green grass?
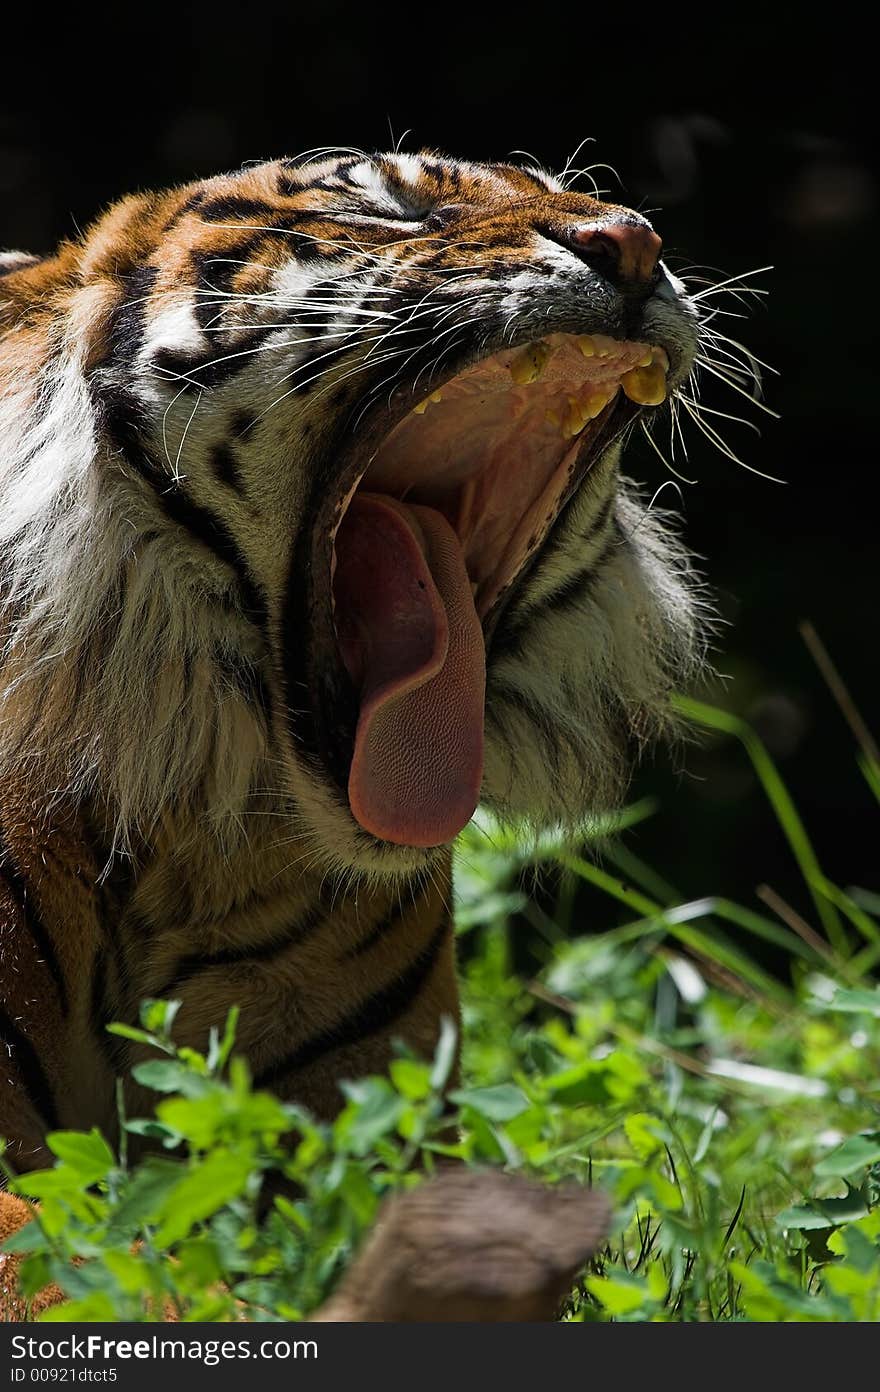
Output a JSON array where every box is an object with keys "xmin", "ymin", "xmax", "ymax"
[{"xmin": 2, "ymin": 700, "xmax": 879, "ymax": 1321}]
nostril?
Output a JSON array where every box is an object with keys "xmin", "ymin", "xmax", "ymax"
[
  {"xmin": 570, "ymin": 229, "xmax": 626, "ymax": 283},
  {"xmin": 565, "ymin": 220, "xmax": 662, "ymax": 291}
]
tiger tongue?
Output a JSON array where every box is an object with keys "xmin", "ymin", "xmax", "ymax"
[{"xmin": 332, "ymin": 492, "xmax": 485, "ymax": 847}]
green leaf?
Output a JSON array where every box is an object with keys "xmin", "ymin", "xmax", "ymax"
[
  {"xmin": 777, "ymin": 1186, "xmax": 871, "ymax": 1231},
  {"xmin": 389, "ymin": 1058, "xmax": 431, "ymax": 1101},
  {"xmin": 814, "ymin": 1134, "xmax": 880, "ymax": 1178},
  {"xmin": 624, "ymin": 1113, "xmax": 667, "ymax": 1160},
  {"xmin": 585, "ymin": 1273, "xmax": 651, "ymax": 1315},
  {"xmin": 131, "ymin": 1059, "xmax": 210, "ymax": 1096},
  {"xmin": 430, "ymin": 1015, "xmax": 459, "ymax": 1092},
  {"xmin": 139, "ymin": 998, "xmax": 182, "ymax": 1037},
  {"xmin": 105, "ymin": 1159, "xmax": 185, "ymax": 1236},
  {"xmin": 337, "ymin": 1164, "xmax": 380, "ymax": 1226},
  {"xmin": 775, "ymin": 1203, "xmax": 838, "ymax": 1232},
  {"xmin": 542, "ymin": 1060, "xmax": 612, "ymax": 1106},
  {"xmin": 46, "ymin": 1129, "xmax": 115, "ymax": 1184},
  {"xmin": 155, "ymin": 1095, "xmax": 228, "ymax": 1149},
  {"xmin": 448, "ymin": 1083, "xmax": 530, "ymax": 1122},
  {"xmin": 38, "ymin": 1294, "xmax": 119, "ymax": 1322},
  {"xmin": 335, "ymin": 1079, "xmax": 405, "ymax": 1156},
  {"xmin": 0, "ymin": 1218, "xmax": 48, "ymax": 1255},
  {"xmin": 823, "ymin": 987, "xmax": 880, "ymax": 1017},
  {"xmin": 152, "ymin": 1149, "xmax": 255, "ymax": 1246},
  {"xmin": 105, "ymin": 1022, "xmax": 168, "ymax": 1049},
  {"xmin": 207, "ymin": 1006, "xmax": 240, "ymax": 1073}
]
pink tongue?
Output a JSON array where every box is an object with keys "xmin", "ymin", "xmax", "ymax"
[{"xmin": 332, "ymin": 491, "xmax": 485, "ymax": 847}]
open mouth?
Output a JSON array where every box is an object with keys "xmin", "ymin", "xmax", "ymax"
[{"xmin": 321, "ymin": 331, "xmax": 670, "ymax": 849}]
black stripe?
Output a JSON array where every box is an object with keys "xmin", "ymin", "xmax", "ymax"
[
  {"xmin": 104, "ymin": 265, "xmax": 158, "ymax": 364},
  {"xmin": 497, "ymin": 513, "xmax": 622, "ymax": 646},
  {"xmin": 156, "ymin": 904, "xmax": 328, "ymax": 998},
  {"xmin": 214, "ymin": 647, "xmax": 273, "ymax": 722},
  {"xmin": 489, "ymin": 681, "xmax": 562, "ymax": 777},
  {"xmin": 0, "ymin": 836, "xmax": 69, "ymax": 1014},
  {"xmin": 197, "ymin": 195, "xmax": 279, "ymax": 224},
  {"xmin": 89, "ymin": 948, "xmax": 127, "ymax": 1072},
  {"xmin": 97, "ymin": 387, "xmax": 269, "ymax": 632},
  {"xmin": 0, "ymin": 1009, "xmax": 59, "ymax": 1131},
  {"xmin": 525, "ymin": 532, "xmax": 619, "ymax": 620},
  {"xmin": 162, "ymin": 190, "xmax": 207, "ymax": 230},
  {"xmin": 255, "ymin": 917, "xmax": 450, "ymax": 1088},
  {"xmin": 189, "ymin": 235, "xmax": 269, "ymax": 338},
  {"xmin": 341, "ymin": 884, "xmax": 429, "ymax": 961},
  {"xmin": 210, "ymin": 443, "xmax": 245, "ymax": 493},
  {"xmin": 579, "ymin": 492, "xmax": 617, "ymax": 548},
  {"xmin": 149, "ymin": 491, "xmax": 268, "ymax": 631},
  {"xmin": 231, "ymin": 411, "xmax": 260, "ymax": 440},
  {"xmin": 95, "ymin": 261, "xmax": 270, "ymax": 627},
  {"xmin": 149, "ymin": 338, "xmax": 267, "ymax": 391}
]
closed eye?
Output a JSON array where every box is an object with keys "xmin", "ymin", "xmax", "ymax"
[{"xmin": 335, "ymin": 210, "xmax": 427, "ymax": 227}]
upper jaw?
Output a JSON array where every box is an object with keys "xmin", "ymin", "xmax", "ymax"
[{"xmin": 302, "ymin": 318, "xmax": 686, "ymax": 799}]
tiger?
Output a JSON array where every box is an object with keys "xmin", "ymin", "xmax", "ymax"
[{"xmin": 0, "ymin": 150, "xmax": 705, "ymax": 1305}]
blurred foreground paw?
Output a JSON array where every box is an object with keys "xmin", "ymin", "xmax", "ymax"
[{"xmin": 315, "ymin": 1171, "xmax": 611, "ymax": 1322}]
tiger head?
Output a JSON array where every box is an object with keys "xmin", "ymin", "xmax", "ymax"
[{"xmin": 0, "ymin": 151, "xmax": 705, "ymax": 877}]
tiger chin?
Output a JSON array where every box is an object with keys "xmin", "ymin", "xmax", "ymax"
[{"xmin": 0, "ymin": 151, "xmax": 707, "ymax": 1207}]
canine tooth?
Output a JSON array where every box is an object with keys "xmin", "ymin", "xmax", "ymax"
[
  {"xmin": 651, "ymin": 345, "xmax": 670, "ymax": 372},
  {"xmin": 592, "ymin": 334, "xmax": 617, "ymax": 357},
  {"xmin": 578, "ymin": 335, "xmax": 596, "ymax": 357},
  {"xmin": 510, "ymin": 340, "xmax": 550, "ymax": 385},
  {"xmin": 563, "ymin": 398, "xmax": 587, "ymax": 437},
  {"xmin": 620, "ymin": 362, "xmax": 667, "ymax": 406},
  {"xmin": 582, "ymin": 388, "xmax": 613, "ymax": 420},
  {"xmin": 635, "ymin": 346, "xmax": 654, "ymax": 367}
]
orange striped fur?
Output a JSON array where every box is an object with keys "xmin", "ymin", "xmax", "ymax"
[{"xmin": 1, "ymin": 151, "xmax": 706, "ymax": 1312}]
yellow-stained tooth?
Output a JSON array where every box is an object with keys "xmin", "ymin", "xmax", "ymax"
[
  {"xmin": 582, "ymin": 386, "xmax": 614, "ymax": 420},
  {"xmin": 651, "ymin": 345, "xmax": 670, "ymax": 371},
  {"xmin": 635, "ymin": 346, "xmax": 654, "ymax": 367},
  {"xmin": 412, "ymin": 399, "xmax": 429, "ymax": 415},
  {"xmin": 578, "ymin": 335, "xmax": 596, "ymax": 358},
  {"xmin": 620, "ymin": 362, "xmax": 667, "ymax": 406},
  {"xmin": 591, "ymin": 334, "xmax": 617, "ymax": 357},
  {"xmin": 563, "ymin": 397, "xmax": 591, "ymax": 438},
  {"xmin": 430, "ymin": 391, "xmax": 443, "ymax": 403},
  {"xmin": 510, "ymin": 340, "xmax": 550, "ymax": 385}
]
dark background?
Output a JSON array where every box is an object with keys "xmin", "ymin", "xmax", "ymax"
[{"xmin": 2, "ymin": 11, "xmax": 876, "ymax": 933}]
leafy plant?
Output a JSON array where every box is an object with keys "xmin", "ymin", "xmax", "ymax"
[{"xmin": 2, "ymin": 693, "xmax": 879, "ymax": 1320}]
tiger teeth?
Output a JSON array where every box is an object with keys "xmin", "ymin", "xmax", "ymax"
[
  {"xmin": 650, "ymin": 345, "xmax": 670, "ymax": 372},
  {"xmin": 562, "ymin": 398, "xmax": 585, "ymax": 438},
  {"xmin": 620, "ymin": 361, "xmax": 667, "ymax": 406},
  {"xmin": 579, "ymin": 333, "xmax": 617, "ymax": 357},
  {"xmin": 578, "ymin": 333, "xmax": 618, "ymax": 358},
  {"xmin": 591, "ymin": 334, "xmax": 618, "ymax": 358},
  {"xmin": 411, "ymin": 338, "xmax": 669, "ymax": 430},
  {"xmin": 585, "ymin": 385, "xmax": 619, "ymax": 418},
  {"xmin": 510, "ymin": 340, "xmax": 550, "ymax": 385}
]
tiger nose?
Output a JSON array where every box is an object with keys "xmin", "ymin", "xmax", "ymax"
[{"xmin": 568, "ymin": 220, "xmax": 662, "ymax": 290}]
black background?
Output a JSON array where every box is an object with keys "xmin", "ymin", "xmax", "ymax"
[{"xmin": 2, "ymin": 10, "xmax": 876, "ymax": 933}]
